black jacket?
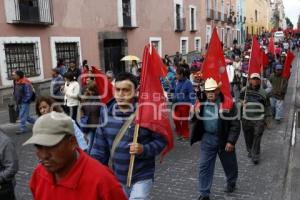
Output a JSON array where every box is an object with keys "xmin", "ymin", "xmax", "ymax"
[{"xmin": 190, "ymin": 94, "xmax": 241, "ymax": 147}]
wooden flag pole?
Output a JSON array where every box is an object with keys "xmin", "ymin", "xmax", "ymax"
[{"xmin": 127, "ymin": 124, "xmax": 140, "ymax": 187}]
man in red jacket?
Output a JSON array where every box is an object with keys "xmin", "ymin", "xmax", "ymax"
[{"xmin": 23, "ymin": 111, "xmax": 127, "ymax": 200}]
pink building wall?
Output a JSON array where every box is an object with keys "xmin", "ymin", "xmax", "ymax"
[{"xmin": 0, "ymin": 0, "xmax": 236, "ymax": 86}]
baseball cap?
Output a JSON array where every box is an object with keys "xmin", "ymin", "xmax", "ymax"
[
  {"xmin": 250, "ymin": 73, "xmax": 261, "ymax": 79},
  {"xmin": 23, "ymin": 112, "xmax": 74, "ymax": 146}
]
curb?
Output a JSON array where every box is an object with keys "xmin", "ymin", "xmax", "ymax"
[{"xmin": 282, "ymin": 51, "xmax": 300, "ymax": 200}]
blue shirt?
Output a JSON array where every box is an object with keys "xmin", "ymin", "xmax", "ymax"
[
  {"xmin": 203, "ymin": 99, "xmax": 221, "ymax": 134},
  {"xmin": 174, "ymin": 78, "xmax": 195, "ymax": 104}
]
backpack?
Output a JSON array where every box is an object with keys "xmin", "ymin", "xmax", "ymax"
[{"xmin": 30, "ymin": 84, "xmax": 36, "ymax": 102}]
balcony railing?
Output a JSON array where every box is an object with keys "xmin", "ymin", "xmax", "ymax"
[
  {"xmin": 12, "ymin": 0, "xmax": 54, "ymax": 25},
  {"xmin": 206, "ymin": 9, "xmax": 214, "ymax": 20},
  {"xmin": 175, "ymin": 17, "xmax": 186, "ymax": 32}
]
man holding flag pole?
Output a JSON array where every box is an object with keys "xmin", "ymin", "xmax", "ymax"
[
  {"xmin": 240, "ymin": 36, "xmax": 271, "ymax": 165},
  {"xmin": 269, "ymin": 50, "xmax": 295, "ymax": 123},
  {"xmin": 190, "ymin": 28, "xmax": 241, "ymax": 200},
  {"xmin": 90, "ymin": 44, "xmax": 173, "ymax": 200}
]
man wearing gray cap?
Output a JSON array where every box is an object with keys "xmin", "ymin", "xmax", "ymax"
[
  {"xmin": 24, "ymin": 111, "xmax": 127, "ymax": 200},
  {"xmin": 240, "ymin": 73, "xmax": 270, "ymax": 165},
  {"xmin": 269, "ymin": 64, "xmax": 288, "ymax": 123}
]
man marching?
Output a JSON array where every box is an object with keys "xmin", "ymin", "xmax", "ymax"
[
  {"xmin": 191, "ymin": 78, "xmax": 241, "ymax": 200},
  {"xmin": 240, "ymin": 73, "xmax": 270, "ymax": 164},
  {"xmin": 90, "ymin": 72, "xmax": 167, "ymax": 200}
]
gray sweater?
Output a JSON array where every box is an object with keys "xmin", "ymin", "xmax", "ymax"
[{"xmin": 0, "ymin": 129, "xmax": 18, "ymax": 183}]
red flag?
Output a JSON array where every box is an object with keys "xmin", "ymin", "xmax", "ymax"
[
  {"xmin": 268, "ymin": 37, "xmax": 275, "ymax": 55},
  {"xmin": 136, "ymin": 44, "xmax": 173, "ymax": 158},
  {"xmin": 160, "ymin": 64, "xmax": 168, "ymax": 77},
  {"xmin": 201, "ymin": 27, "xmax": 233, "ymax": 110},
  {"xmin": 90, "ymin": 66, "xmax": 114, "ymax": 104},
  {"xmin": 248, "ymin": 36, "xmax": 262, "ymax": 75},
  {"xmin": 282, "ymin": 50, "xmax": 295, "ymax": 79},
  {"xmin": 261, "ymin": 50, "xmax": 269, "ymax": 69}
]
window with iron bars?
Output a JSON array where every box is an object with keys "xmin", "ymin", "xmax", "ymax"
[
  {"xmin": 55, "ymin": 42, "xmax": 80, "ymax": 68},
  {"xmin": 4, "ymin": 43, "xmax": 40, "ymax": 80}
]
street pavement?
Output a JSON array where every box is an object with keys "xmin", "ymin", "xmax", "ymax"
[{"xmin": 1, "ymin": 53, "xmax": 299, "ymax": 200}]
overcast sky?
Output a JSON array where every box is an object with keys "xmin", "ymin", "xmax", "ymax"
[{"xmin": 283, "ymin": 0, "xmax": 300, "ymax": 27}]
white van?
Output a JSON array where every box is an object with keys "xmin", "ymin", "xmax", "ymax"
[{"xmin": 274, "ymin": 31, "xmax": 285, "ymax": 42}]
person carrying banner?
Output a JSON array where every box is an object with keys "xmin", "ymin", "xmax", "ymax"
[
  {"xmin": 190, "ymin": 78, "xmax": 240, "ymax": 200},
  {"xmin": 90, "ymin": 72, "xmax": 167, "ymax": 200}
]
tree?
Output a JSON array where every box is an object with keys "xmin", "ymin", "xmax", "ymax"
[{"xmin": 285, "ymin": 17, "xmax": 294, "ymax": 29}]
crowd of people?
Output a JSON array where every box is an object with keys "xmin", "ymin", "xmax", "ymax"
[{"xmin": 0, "ymin": 31, "xmax": 298, "ymax": 200}]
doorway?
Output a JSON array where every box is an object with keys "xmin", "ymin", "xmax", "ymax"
[{"xmin": 103, "ymin": 39, "xmax": 125, "ymax": 76}]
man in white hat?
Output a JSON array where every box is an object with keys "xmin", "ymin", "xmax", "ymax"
[
  {"xmin": 190, "ymin": 78, "xmax": 241, "ymax": 200},
  {"xmin": 24, "ymin": 111, "xmax": 127, "ymax": 200},
  {"xmin": 240, "ymin": 73, "xmax": 270, "ymax": 165}
]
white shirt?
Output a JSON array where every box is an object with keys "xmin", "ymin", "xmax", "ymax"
[
  {"xmin": 64, "ymin": 81, "xmax": 80, "ymax": 107},
  {"xmin": 226, "ymin": 64, "xmax": 235, "ymax": 83}
]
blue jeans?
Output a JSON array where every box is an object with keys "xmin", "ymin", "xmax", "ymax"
[
  {"xmin": 199, "ymin": 133, "xmax": 238, "ymax": 197},
  {"xmin": 270, "ymin": 97, "xmax": 284, "ymax": 120},
  {"xmin": 123, "ymin": 179, "xmax": 153, "ymax": 200},
  {"xmin": 18, "ymin": 103, "xmax": 35, "ymax": 132}
]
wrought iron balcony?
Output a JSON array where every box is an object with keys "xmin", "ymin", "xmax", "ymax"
[{"xmin": 12, "ymin": 0, "xmax": 54, "ymax": 25}]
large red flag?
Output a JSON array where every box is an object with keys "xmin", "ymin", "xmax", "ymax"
[
  {"xmin": 90, "ymin": 66, "xmax": 114, "ymax": 104},
  {"xmin": 201, "ymin": 27, "xmax": 233, "ymax": 110},
  {"xmin": 136, "ymin": 44, "xmax": 173, "ymax": 157},
  {"xmin": 282, "ymin": 50, "xmax": 295, "ymax": 79},
  {"xmin": 261, "ymin": 50, "xmax": 269, "ymax": 69},
  {"xmin": 248, "ymin": 36, "xmax": 262, "ymax": 75},
  {"xmin": 268, "ymin": 37, "xmax": 275, "ymax": 55}
]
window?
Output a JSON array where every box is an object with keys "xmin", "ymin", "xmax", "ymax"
[
  {"xmin": 174, "ymin": 0, "xmax": 184, "ymax": 31},
  {"xmin": 221, "ymin": 28, "xmax": 225, "ymax": 42},
  {"xmin": 206, "ymin": 25, "xmax": 212, "ymax": 44},
  {"xmin": 4, "ymin": 43, "xmax": 40, "ymax": 80},
  {"xmin": 237, "ymin": 30, "xmax": 241, "ymax": 44},
  {"xmin": 221, "ymin": 0, "xmax": 224, "ymax": 20},
  {"xmin": 214, "ymin": 0, "xmax": 218, "ymax": 17},
  {"xmin": 206, "ymin": 0, "xmax": 211, "ymax": 11},
  {"xmin": 4, "ymin": 0, "xmax": 53, "ymax": 24},
  {"xmin": 117, "ymin": 0, "xmax": 137, "ymax": 27},
  {"xmin": 149, "ymin": 37, "xmax": 162, "ymax": 56},
  {"xmin": 55, "ymin": 43, "xmax": 80, "ymax": 68},
  {"xmin": 180, "ymin": 37, "xmax": 188, "ymax": 54},
  {"xmin": 189, "ymin": 6, "xmax": 197, "ymax": 31},
  {"xmin": 0, "ymin": 37, "xmax": 44, "ymax": 86},
  {"xmin": 50, "ymin": 37, "xmax": 82, "ymax": 69},
  {"xmin": 194, "ymin": 37, "xmax": 201, "ymax": 52},
  {"xmin": 255, "ymin": 10, "xmax": 258, "ymax": 22}
]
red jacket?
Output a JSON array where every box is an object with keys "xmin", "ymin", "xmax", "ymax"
[{"xmin": 30, "ymin": 149, "xmax": 127, "ymax": 200}]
